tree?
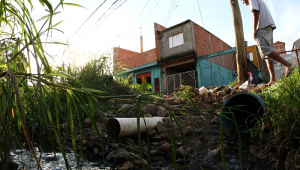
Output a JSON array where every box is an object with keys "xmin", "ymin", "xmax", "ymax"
[{"xmin": 230, "ymin": 0, "xmax": 248, "ymax": 83}]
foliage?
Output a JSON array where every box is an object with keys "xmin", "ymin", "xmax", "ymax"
[
  {"xmin": 173, "ymin": 85, "xmax": 196, "ymax": 100},
  {"xmin": 229, "ymin": 79, "xmax": 239, "ymax": 88},
  {"xmin": 256, "ymin": 66, "xmax": 300, "ymax": 151},
  {"xmin": 130, "ymin": 82, "xmax": 152, "ymax": 93},
  {"xmin": 0, "ymin": 1, "xmax": 107, "ymax": 169}
]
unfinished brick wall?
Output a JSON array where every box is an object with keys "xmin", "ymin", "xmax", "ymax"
[
  {"xmin": 154, "ymin": 23, "xmax": 166, "ymax": 61},
  {"xmin": 193, "ymin": 23, "xmax": 232, "ymax": 57},
  {"xmin": 118, "ymin": 49, "xmax": 157, "ymax": 69},
  {"xmin": 274, "ymin": 41, "xmax": 286, "ymax": 54},
  {"xmin": 113, "ymin": 47, "xmax": 138, "ymax": 61}
]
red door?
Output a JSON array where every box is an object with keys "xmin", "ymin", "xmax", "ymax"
[{"xmin": 154, "ymin": 78, "xmax": 160, "ymax": 92}]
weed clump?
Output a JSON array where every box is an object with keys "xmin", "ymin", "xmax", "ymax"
[{"xmin": 258, "ymin": 67, "xmax": 300, "ymax": 151}]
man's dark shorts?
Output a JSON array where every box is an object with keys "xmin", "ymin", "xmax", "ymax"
[{"xmin": 255, "ymin": 26, "xmax": 275, "ymax": 60}]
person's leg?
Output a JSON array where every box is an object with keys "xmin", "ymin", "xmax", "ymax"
[
  {"xmin": 267, "ymin": 51, "xmax": 292, "ymax": 76},
  {"xmin": 265, "ymin": 59, "xmax": 276, "ymax": 85}
]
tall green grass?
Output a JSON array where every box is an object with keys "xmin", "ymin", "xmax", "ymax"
[{"xmin": 257, "ymin": 67, "xmax": 300, "ymax": 151}]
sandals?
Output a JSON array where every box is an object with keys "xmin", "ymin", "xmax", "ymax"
[{"xmin": 285, "ymin": 67, "xmax": 293, "ymax": 78}]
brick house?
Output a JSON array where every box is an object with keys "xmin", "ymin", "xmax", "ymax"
[{"xmin": 113, "ymin": 20, "xmax": 265, "ymax": 92}]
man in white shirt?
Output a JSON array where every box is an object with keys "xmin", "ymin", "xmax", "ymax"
[{"xmin": 241, "ymin": 0, "xmax": 292, "ymax": 86}]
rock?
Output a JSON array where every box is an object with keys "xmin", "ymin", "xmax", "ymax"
[
  {"xmin": 148, "ymin": 130, "xmax": 157, "ymax": 137},
  {"xmin": 154, "ymin": 98, "xmax": 164, "ymax": 104},
  {"xmin": 84, "ymin": 118, "xmax": 91, "ymax": 125},
  {"xmin": 115, "ymin": 151, "xmax": 131, "ymax": 164},
  {"xmin": 204, "ymin": 97, "xmax": 213, "ymax": 104},
  {"xmin": 59, "ymin": 123, "xmax": 67, "ymax": 130},
  {"xmin": 125, "ymin": 138, "xmax": 135, "ymax": 147},
  {"xmin": 157, "ymin": 106, "xmax": 168, "ymax": 117},
  {"xmin": 176, "ymin": 141, "xmax": 182, "ymax": 146},
  {"xmin": 106, "ymin": 148, "xmax": 128, "ymax": 161},
  {"xmin": 120, "ymin": 104, "xmax": 134, "ymax": 110},
  {"xmin": 94, "ymin": 148, "xmax": 99, "ymax": 155},
  {"xmin": 146, "ymin": 104, "xmax": 158, "ymax": 115},
  {"xmin": 166, "ymin": 98, "xmax": 175, "ymax": 105},
  {"xmin": 185, "ymin": 126, "xmax": 193, "ymax": 136},
  {"xmin": 222, "ymin": 144, "xmax": 228, "ymax": 150},
  {"xmin": 159, "ymin": 142, "xmax": 171, "ymax": 152},
  {"xmin": 86, "ymin": 141, "xmax": 96, "ymax": 148},
  {"xmin": 174, "ymin": 98, "xmax": 182, "ymax": 105},
  {"xmin": 101, "ymin": 117, "xmax": 109, "ymax": 123},
  {"xmin": 132, "ymin": 159, "xmax": 143, "ymax": 166},
  {"xmin": 75, "ymin": 135, "xmax": 81, "ymax": 143},
  {"xmin": 156, "ymin": 122, "xmax": 168, "ymax": 134},
  {"xmin": 205, "ymin": 147, "xmax": 223, "ymax": 161},
  {"xmin": 152, "ymin": 142, "xmax": 160, "ymax": 146},
  {"xmin": 195, "ymin": 128, "xmax": 202, "ymax": 135},
  {"xmin": 176, "ymin": 146, "xmax": 187, "ymax": 157},
  {"xmin": 203, "ymin": 104, "xmax": 214, "ymax": 110},
  {"xmin": 285, "ymin": 149, "xmax": 300, "ymax": 170},
  {"xmin": 117, "ymin": 161, "xmax": 134, "ymax": 170},
  {"xmin": 163, "ymin": 117, "xmax": 171, "ymax": 124},
  {"xmin": 84, "ymin": 118, "xmax": 92, "ymax": 125},
  {"xmin": 150, "ymin": 149, "xmax": 158, "ymax": 156},
  {"xmin": 152, "ymin": 135, "xmax": 162, "ymax": 141},
  {"xmin": 82, "ymin": 139, "xmax": 87, "ymax": 145},
  {"xmin": 141, "ymin": 106, "xmax": 147, "ymax": 111},
  {"xmin": 144, "ymin": 114, "xmax": 153, "ymax": 117},
  {"xmin": 152, "ymin": 156, "xmax": 166, "ymax": 161}
]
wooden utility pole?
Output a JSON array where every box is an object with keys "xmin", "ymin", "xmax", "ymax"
[{"xmin": 230, "ymin": 0, "xmax": 248, "ymax": 82}]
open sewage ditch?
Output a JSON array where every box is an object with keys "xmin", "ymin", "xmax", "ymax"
[{"xmin": 8, "ymin": 85, "xmax": 300, "ymax": 170}]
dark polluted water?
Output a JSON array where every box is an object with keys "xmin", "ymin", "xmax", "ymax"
[{"xmin": 10, "ymin": 148, "xmax": 114, "ymax": 170}]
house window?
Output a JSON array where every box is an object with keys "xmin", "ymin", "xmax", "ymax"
[
  {"xmin": 247, "ymin": 52, "xmax": 254, "ymax": 61},
  {"xmin": 169, "ymin": 33, "xmax": 184, "ymax": 48}
]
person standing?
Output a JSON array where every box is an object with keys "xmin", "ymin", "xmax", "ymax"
[{"xmin": 241, "ymin": 0, "xmax": 292, "ymax": 86}]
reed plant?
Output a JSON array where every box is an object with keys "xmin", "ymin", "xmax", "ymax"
[
  {"xmin": 256, "ymin": 66, "xmax": 300, "ymax": 151},
  {"xmin": 0, "ymin": 1, "xmax": 114, "ymax": 169}
]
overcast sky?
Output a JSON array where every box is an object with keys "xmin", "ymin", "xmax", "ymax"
[{"xmin": 34, "ymin": 0, "xmax": 300, "ymax": 67}]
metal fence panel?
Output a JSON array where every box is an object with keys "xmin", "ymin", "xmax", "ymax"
[
  {"xmin": 199, "ymin": 52, "xmax": 237, "ymax": 87},
  {"xmin": 166, "ymin": 70, "xmax": 196, "ymax": 95}
]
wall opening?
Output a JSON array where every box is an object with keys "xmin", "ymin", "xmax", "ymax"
[
  {"xmin": 136, "ymin": 72, "xmax": 151, "ymax": 84},
  {"xmin": 165, "ymin": 62, "xmax": 196, "ymax": 76}
]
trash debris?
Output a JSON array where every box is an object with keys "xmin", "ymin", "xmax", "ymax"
[{"xmin": 199, "ymin": 86, "xmax": 209, "ymax": 95}]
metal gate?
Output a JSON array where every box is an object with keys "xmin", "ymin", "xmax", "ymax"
[
  {"xmin": 166, "ymin": 70, "xmax": 196, "ymax": 95},
  {"xmin": 199, "ymin": 52, "xmax": 237, "ymax": 87}
]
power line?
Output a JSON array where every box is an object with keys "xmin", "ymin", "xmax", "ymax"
[
  {"xmin": 73, "ymin": 0, "xmax": 128, "ymax": 47},
  {"xmin": 100, "ymin": 0, "xmax": 128, "ymax": 24},
  {"xmin": 163, "ymin": 0, "xmax": 176, "ymax": 26},
  {"xmin": 196, "ymin": 0, "xmax": 205, "ymax": 28},
  {"xmin": 165, "ymin": 0, "xmax": 180, "ymax": 26},
  {"xmin": 125, "ymin": 0, "xmax": 150, "ymax": 37},
  {"xmin": 70, "ymin": 0, "xmax": 108, "ymax": 40},
  {"xmin": 140, "ymin": 0, "xmax": 161, "ymax": 27},
  {"xmin": 94, "ymin": 0, "xmax": 119, "ymax": 26}
]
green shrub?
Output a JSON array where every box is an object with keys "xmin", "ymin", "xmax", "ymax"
[
  {"xmin": 257, "ymin": 66, "xmax": 300, "ymax": 150},
  {"xmin": 173, "ymin": 85, "xmax": 196, "ymax": 100}
]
